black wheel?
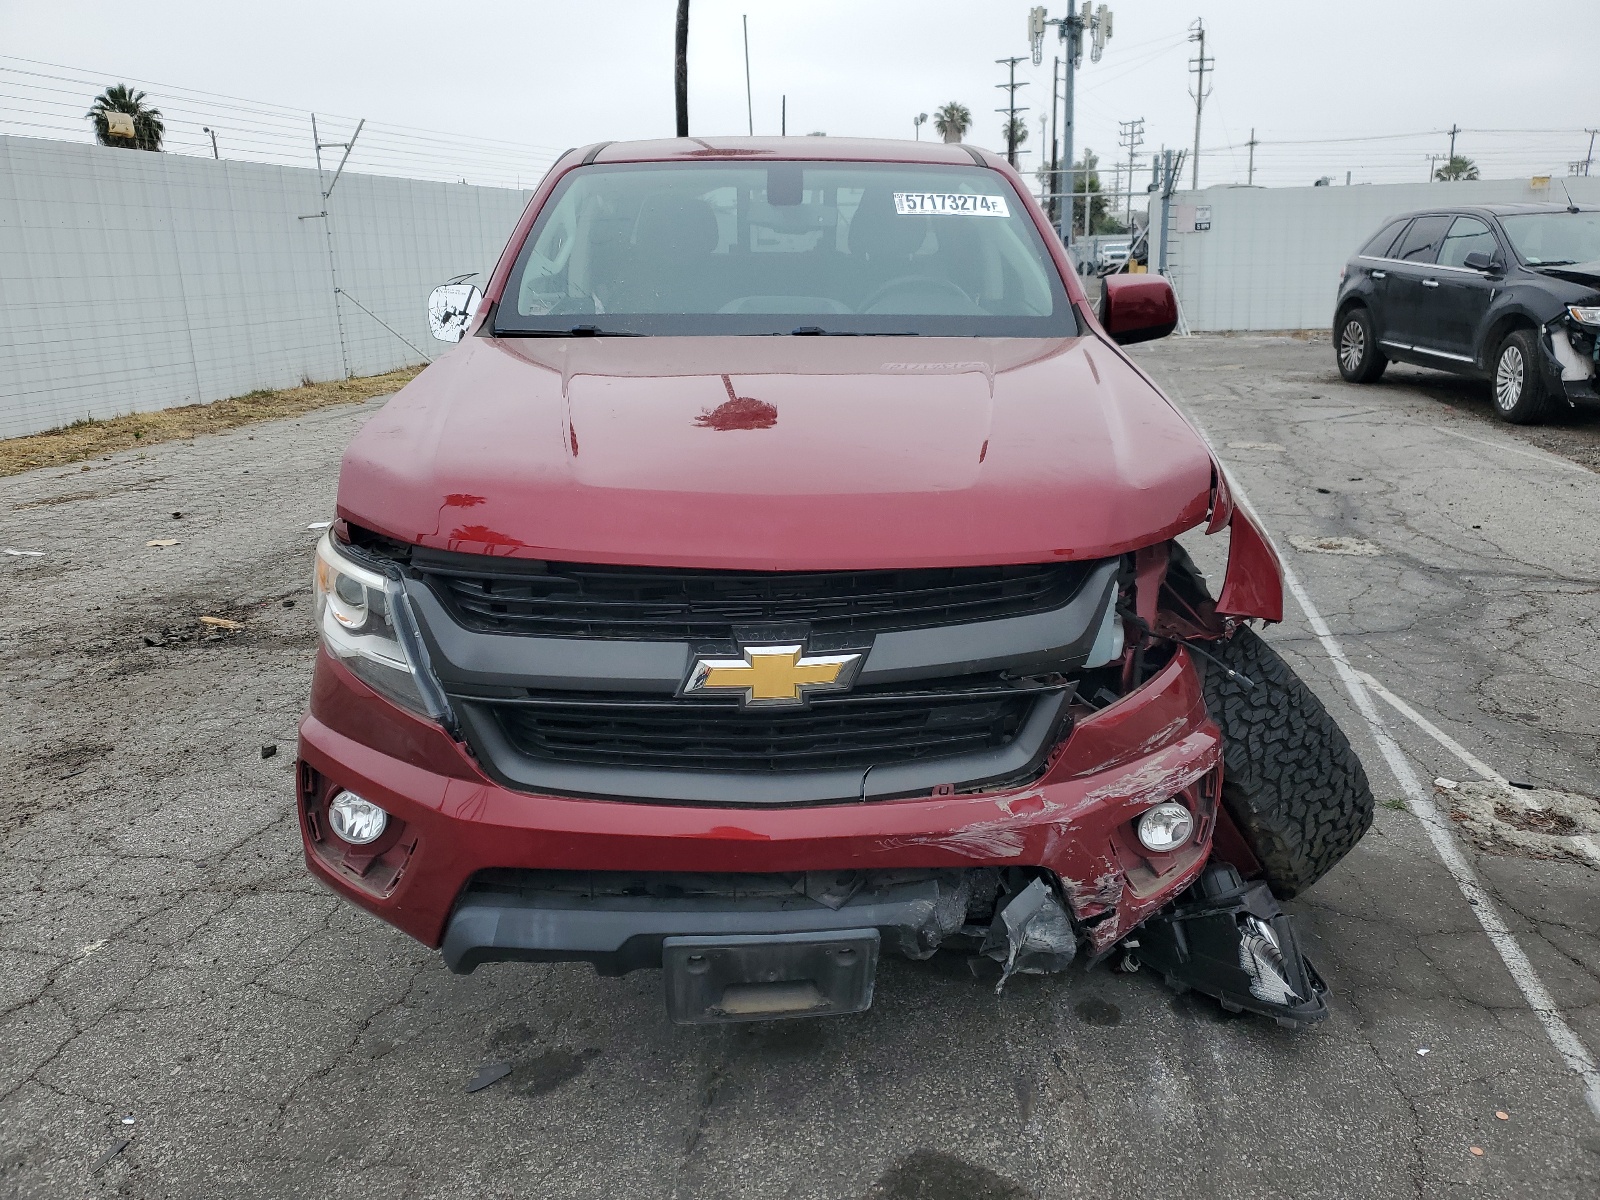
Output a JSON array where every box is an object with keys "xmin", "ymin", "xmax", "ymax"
[
  {"xmin": 1335, "ymin": 307, "xmax": 1386, "ymax": 383},
  {"xmin": 1491, "ymin": 328, "xmax": 1551, "ymax": 425},
  {"xmin": 1196, "ymin": 627, "xmax": 1375, "ymax": 898}
]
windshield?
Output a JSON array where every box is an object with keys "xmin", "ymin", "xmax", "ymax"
[
  {"xmin": 495, "ymin": 161, "xmax": 1076, "ymax": 336},
  {"xmin": 1498, "ymin": 210, "xmax": 1600, "ymax": 266}
]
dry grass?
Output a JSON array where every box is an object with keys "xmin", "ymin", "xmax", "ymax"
[{"xmin": 0, "ymin": 366, "xmax": 423, "ymax": 477}]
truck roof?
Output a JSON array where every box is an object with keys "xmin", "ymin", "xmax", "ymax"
[{"xmin": 573, "ymin": 136, "xmax": 1005, "ymax": 169}]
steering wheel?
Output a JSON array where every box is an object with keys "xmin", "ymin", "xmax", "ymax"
[{"xmin": 859, "ymin": 274, "xmax": 977, "ymax": 314}]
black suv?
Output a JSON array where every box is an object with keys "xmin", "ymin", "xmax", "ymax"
[{"xmin": 1333, "ymin": 203, "xmax": 1600, "ymax": 423}]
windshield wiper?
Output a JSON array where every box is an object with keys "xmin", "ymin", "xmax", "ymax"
[
  {"xmin": 790, "ymin": 326, "xmax": 919, "ymax": 336},
  {"xmin": 1531, "ymin": 259, "xmax": 1578, "ymax": 266},
  {"xmin": 498, "ymin": 325, "xmax": 640, "ymax": 337}
]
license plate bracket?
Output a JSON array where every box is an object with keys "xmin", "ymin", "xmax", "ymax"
[{"xmin": 662, "ymin": 929, "xmax": 880, "ymax": 1024}]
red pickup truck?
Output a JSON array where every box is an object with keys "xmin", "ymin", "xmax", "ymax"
[{"xmin": 299, "ymin": 138, "xmax": 1372, "ymax": 1027}]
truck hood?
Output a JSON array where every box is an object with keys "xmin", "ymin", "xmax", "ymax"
[{"xmin": 337, "ymin": 335, "xmax": 1213, "ymax": 570}]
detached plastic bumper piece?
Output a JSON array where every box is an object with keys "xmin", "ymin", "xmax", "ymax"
[{"xmin": 1135, "ymin": 864, "xmax": 1329, "ymax": 1028}]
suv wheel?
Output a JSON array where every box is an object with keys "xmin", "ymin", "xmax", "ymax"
[
  {"xmin": 1335, "ymin": 307, "xmax": 1387, "ymax": 383},
  {"xmin": 1491, "ymin": 329, "xmax": 1551, "ymax": 425},
  {"xmin": 1195, "ymin": 627, "xmax": 1376, "ymax": 898}
]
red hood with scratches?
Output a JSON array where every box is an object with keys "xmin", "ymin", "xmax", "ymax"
[{"xmin": 336, "ymin": 335, "xmax": 1213, "ymax": 570}]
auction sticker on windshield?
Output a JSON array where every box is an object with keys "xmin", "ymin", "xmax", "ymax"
[{"xmin": 893, "ymin": 192, "xmax": 1010, "ymax": 217}]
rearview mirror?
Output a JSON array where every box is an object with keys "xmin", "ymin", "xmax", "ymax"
[
  {"xmin": 1462, "ymin": 251, "xmax": 1499, "ymax": 273},
  {"xmin": 428, "ymin": 283, "xmax": 483, "ymax": 343},
  {"xmin": 1098, "ymin": 274, "xmax": 1178, "ymax": 344}
]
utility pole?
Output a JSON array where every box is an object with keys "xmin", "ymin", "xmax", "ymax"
[
  {"xmin": 1118, "ymin": 116, "xmax": 1144, "ymax": 232},
  {"xmin": 1447, "ymin": 123, "xmax": 1459, "ymax": 163},
  {"xmin": 781, "ymin": 94, "xmax": 786, "ymax": 136},
  {"xmin": 1246, "ymin": 128, "xmax": 1257, "ymax": 185},
  {"xmin": 742, "ymin": 14, "xmax": 752, "ymax": 136},
  {"xmin": 994, "ymin": 57, "xmax": 1028, "ymax": 168},
  {"xmin": 202, "ymin": 126, "xmax": 218, "ymax": 159},
  {"xmin": 1048, "ymin": 56, "xmax": 1060, "ymax": 226},
  {"xmin": 1031, "ymin": 5, "xmax": 1113, "ymax": 246},
  {"xmin": 1427, "ymin": 153, "xmax": 1442, "ymax": 182},
  {"xmin": 913, "ymin": 112, "xmax": 928, "ymax": 140},
  {"xmin": 675, "ymin": 0, "xmax": 690, "ymax": 138},
  {"xmin": 1583, "ymin": 128, "xmax": 1597, "ymax": 176},
  {"xmin": 1187, "ymin": 18, "xmax": 1213, "ymax": 190}
]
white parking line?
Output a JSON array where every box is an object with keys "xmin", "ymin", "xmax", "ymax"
[
  {"xmin": 1436, "ymin": 426, "xmax": 1594, "ymax": 477},
  {"xmin": 1279, "ymin": 561, "xmax": 1600, "ymax": 1121},
  {"xmin": 1354, "ymin": 671, "xmax": 1510, "ymax": 787},
  {"xmin": 1357, "ymin": 669, "xmax": 1600, "ymax": 870}
]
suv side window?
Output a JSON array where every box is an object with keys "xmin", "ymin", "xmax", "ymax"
[
  {"xmin": 1361, "ymin": 218, "xmax": 1410, "ymax": 258},
  {"xmin": 1437, "ymin": 216, "xmax": 1498, "ymax": 268},
  {"xmin": 1392, "ymin": 215, "xmax": 1453, "ymax": 263}
]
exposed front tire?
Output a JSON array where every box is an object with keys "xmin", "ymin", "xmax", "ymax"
[
  {"xmin": 1335, "ymin": 306, "xmax": 1387, "ymax": 383},
  {"xmin": 1196, "ymin": 627, "xmax": 1375, "ymax": 898},
  {"xmin": 1491, "ymin": 329, "xmax": 1551, "ymax": 425}
]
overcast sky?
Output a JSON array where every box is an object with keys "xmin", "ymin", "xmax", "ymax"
[{"xmin": 3, "ymin": 0, "xmax": 1596, "ymax": 191}]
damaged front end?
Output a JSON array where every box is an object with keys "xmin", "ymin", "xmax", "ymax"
[{"xmin": 1547, "ymin": 306, "xmax": 1600, "ymax": 404}]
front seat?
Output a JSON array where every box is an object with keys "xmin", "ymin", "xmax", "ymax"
[{"xmin": 625, "ymin": 194, "xmax": 722, "ymax": 313}]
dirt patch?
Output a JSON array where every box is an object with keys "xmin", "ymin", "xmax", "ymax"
[
  {"xmin": 1289, "ymin": 535, "xmax": 1383, "ymax": 556},
  {"xmin": 0, "ymin": 367, "xmax": 421, "ymax": 477},
  {"xmin": 1439, "ymin": 779, "xmax": 1600, "ymax": 864}
]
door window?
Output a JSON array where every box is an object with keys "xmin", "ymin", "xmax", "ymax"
[
  {"xmin": 1437, "ymin": 217, "xmax": 1498, "ymax": 268},
  {"xmin": 1361, "ymin": 218, "xmax": 1411, "ymax": 258},
  {"xmin": 1392, "ymin": 215, "xmax": 1453, "ymax": 264}
]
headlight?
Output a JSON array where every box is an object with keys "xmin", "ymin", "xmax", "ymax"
[
  {"xmin": 1568, "ymin": 306, "xmax": 1600, "ymax": 327},
  {"xmin": 313, "ymin": 532, "xmax": 452, "ymax": 723}
]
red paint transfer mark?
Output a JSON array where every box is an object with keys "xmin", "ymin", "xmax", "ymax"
[
  {"xmin": 979, "ymin": 439, "xmax": 989, "ymax": 463},
  {"xmin": 443, "ymin": 493, "xmax": 486, "ymax": 508},
  {"xmin": 568, "ymin": 421, "xmax": 579, "ymax": 456},
  {"xmin": 448, "ymin": 525, "xmax": 529, "ymax": 551},
  {"xmin": 695, "ymin": 374, "xmax": 777, "ymax": 431},
  {"xmin": 1085, "ymin": 350, "xmax": 1101, "ymax": 384}
]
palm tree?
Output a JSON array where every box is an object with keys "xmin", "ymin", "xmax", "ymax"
[
  {"xmin": 1002, "ymin": 115, "xmax": 1029, "ymax": 164},
  {"xmin": 87, "ymin": 84, "xmax": 164, "ymax": 152},
  {"xmin": 1434, "ymin": 154, "xmax": 1479, "ymax": 182},
  {"xmin": 933, "ymin": 102, "xmax": 971, "ymax": 144}
]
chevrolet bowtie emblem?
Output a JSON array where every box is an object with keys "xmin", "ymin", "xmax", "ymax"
[{"xmin": 681, "ymin": 644, "xmax": 864, "ymax": 707}]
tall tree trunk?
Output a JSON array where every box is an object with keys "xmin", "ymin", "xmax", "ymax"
[{"xmin": 675, "ymin": 0, "xmax": 690, "ymax": 138}]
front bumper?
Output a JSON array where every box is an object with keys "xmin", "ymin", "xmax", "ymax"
[{"xmin": 297, "ymin": 646, "xmax": 1223, "ymax": 964}]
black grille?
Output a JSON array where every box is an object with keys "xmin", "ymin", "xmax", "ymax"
[
  {"xmin": 411, "ymin": 552, "xmax": 1090, "ymax": 640},
  {"xmin": 487, "ymin": 688, "xmax": 1039, "ymax": 773}
]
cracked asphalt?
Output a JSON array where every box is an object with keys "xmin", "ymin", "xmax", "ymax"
[{"xmin": 2, "ymin": 335, "xmax": 1599, "ymax": 1199}]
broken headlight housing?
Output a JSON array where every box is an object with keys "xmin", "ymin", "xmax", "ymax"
[{"xmin": 314, "ymin": 531, "xmax": 453, "ymax": 724}]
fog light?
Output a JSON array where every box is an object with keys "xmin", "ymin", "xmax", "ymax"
[
  {"xmin": 328, "ymin": 790, "xmax": 387, "ymax": 845},
  {"xmin": 1137, "ymin": 801, "xmax": 1193, "ymax": 853}
]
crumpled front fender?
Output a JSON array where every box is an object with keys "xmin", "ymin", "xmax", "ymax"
[{"xmin": 1214, "ymin": 500, "xmax": 1284, "ymax": 624}]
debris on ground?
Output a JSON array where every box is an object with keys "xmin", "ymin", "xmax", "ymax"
[
  {"xmin": 145, "ymin": 539, "xmax": 180, "ymax": 548},
  {"xmin": 1288, "ymin": 535, "xmax": 1382, "ymax": 557},
  {"xmin": 198, "ymin": 616, "xmax": 244, "ymax": 630},
  {"xmin": 1434, "ymin": 777, "xmax": 1459, "ymax": 790},
  {"xmin": 307, "ymin": 521, "xmax": 332, "ymax": 531},
  {"xmin": 466, "ymin": 1061, "xmax": 512, "ymax": 1093},
  {"xmin": 1469, "ymin": 1146, "xmax": 1485, "ymax": 1157},
  {"xmin": 4, "ymin": 548, "xmax": 45, "ymax": 557},
  {"xmin": 1496, "ymin": 1110, "xmax": 1509, "ymax": 1120},
  {"xmin": 1417, "ymin": 1047, "xmax": 1430, "ymax": 1056},
  {"xmin": 261, "ymin": 744, "xmax": 277, "ymax": 760},
  {"xmin": 282, "ymin": 598, "xmax": 296, "ymax": 608},
  {"xmin": 92, "ymin": 1138, "xmax": 130, "ymax": 1172},
  {"xmin": 1439, "ymin": 779, "xmax": 1600, "ymax": 865}
]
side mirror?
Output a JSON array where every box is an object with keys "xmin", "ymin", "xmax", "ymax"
[
  {"xmin": 1098, "ymin": 274, "xmax": 1178, "ymax": 344},
  {"xmin": 427, "ymin": 283, "xmax": 483, "ymax": 343},
  {"xmin": 1462, "ymin": 251, "xmax": 1499, "ymax": 273}
]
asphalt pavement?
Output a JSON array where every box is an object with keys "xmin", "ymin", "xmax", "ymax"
[{"xmin": 2, "ymin": 335, "xmax": 1598, "ymax": 1199}]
